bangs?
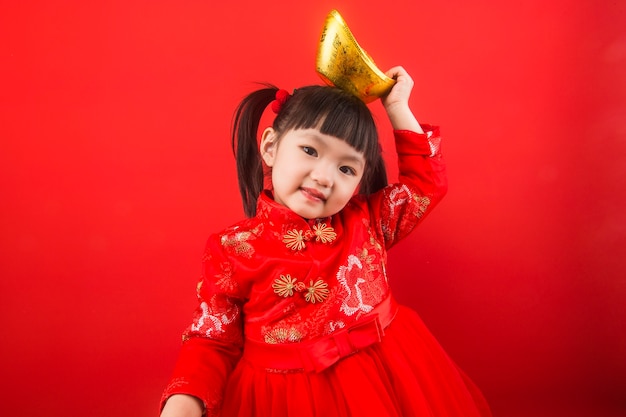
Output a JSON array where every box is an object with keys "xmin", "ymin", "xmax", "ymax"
[
  {"xmin": 317, "ymin": 103, "xmax": 376, "ymax": 153},
  {"xmin": 274, "ymin": 86, "xmax": 378, "ymax": 154}
]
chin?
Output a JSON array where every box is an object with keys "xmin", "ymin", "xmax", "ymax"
[{"xmin": 291, "ymin": 206, "xmax": 324, "ymax": 220}]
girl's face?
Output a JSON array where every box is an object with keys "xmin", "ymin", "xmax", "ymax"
[{"xmin": 261, "ymin": 128, "xmax": 366, "ymax": 219}]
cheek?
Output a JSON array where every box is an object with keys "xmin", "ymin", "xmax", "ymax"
[
  {"xmin": 271, "ymin": 160, "xmax": 300, "ymax": 187},
  {"xmin": 340, "ymin": 177, "xmax": 362, "ymax": 198}
]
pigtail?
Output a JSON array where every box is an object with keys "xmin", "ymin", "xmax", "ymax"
[{"xmin": 231, "ymin": 84, "xmax": 278, "ymax": 217}]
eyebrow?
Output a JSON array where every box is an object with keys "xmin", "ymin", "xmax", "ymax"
[
  {"xmin": 303, "ymin": 133, "xmax": 365, "ymax": 167},
  {"xmin": 341, "ymin": 153, "xmax": 366, "ymax": 168}
]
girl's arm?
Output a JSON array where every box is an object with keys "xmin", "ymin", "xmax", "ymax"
[
  {"xmin": 160, "ymin": 234, "xmax": 244, "ymax": 416},
  {"xmin": 381, "ymin": 66, "xmax": 424, "ymax": 133},
  {"xmin": 366, "ymin": 66, "xmax": 447, "ymax": 249}
]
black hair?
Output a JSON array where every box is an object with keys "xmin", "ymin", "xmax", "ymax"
[{"xmin": 231, "ymin": 84, "xmax": 388, "ymax": 217}]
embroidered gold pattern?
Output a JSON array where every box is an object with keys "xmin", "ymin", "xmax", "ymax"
[
  {"xmin": 215, "ymin": 262, "xmax": 237, "ymax": 292},
  {"xmin": 272, "ymin": 275, "xmax": 330, "ymax": 304},
  {"xmin": 264, "ymin": 327, "xmax": 303, "ymax": 344},
  {"xmin": 312, "ymin": 223, "xmax": 337, "ymax": 243},
  {"xmin": 359, "ymin": 248, "xmax": 377, "ymax": 271},
  {"xmin": 272, "ymin": 274, "xmax": 298, "ymax": 297},
  {"xmin": 304, "ymin": 279, "xmax": 330, "ymax": 303},
  {"xmin": 413, "ymin": 195, "xmax": 431, "ymax": 218},
  {"xmin": 282, "ymin": 222, "xmax": 336, "ymax": 251},
  {"xmin": 283, "ymin": 229, "xmax": 307, "ymax": 251},
  {"xmin": 221, "ymin": 231, "xmax": 255, "ymax": 258}
]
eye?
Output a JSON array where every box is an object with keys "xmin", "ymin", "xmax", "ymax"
[
  {"xmin": 302, "ymin": 146, "xmax": 317, "ymax": 156},
  {"xmin": 339, "ymin": 166, "xmax": 357, "ymax": 176}
]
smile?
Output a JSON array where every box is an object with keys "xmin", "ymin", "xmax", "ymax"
[{"xmin": 300, "ymin": 187, "xmax": 327, "ymax": 202}]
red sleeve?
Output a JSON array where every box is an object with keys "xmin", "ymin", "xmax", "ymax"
[
  {"xmin": 369, "ymin": 126, "xmax": 448, "ymax": 248},
  {"xmin": 395, "ymin": 125, "xmax": 447, "ymax": 199},
  {"xmin": 160, "ymin": 234, "xmax": 244, "ymax": 415}
]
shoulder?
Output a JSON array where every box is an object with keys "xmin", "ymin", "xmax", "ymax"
[
  {"xmin": 346, "ymin": 183, "xmax": 432, "ymax": 226},
  {"xmin": 346, "ymin": 183, "xmax": 415, "ymax": 212},
  {"xmin": 218, "ymin": 216, "xmax": 264, "ymax": 239},
  {"xmin": 204, "ymin": 216, "xmax": 265, "ymax": 259}
]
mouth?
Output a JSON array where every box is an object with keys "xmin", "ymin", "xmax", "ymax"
[{"xmin": 300, "ymin": 187, "xmax": 327, "ymax": 202}]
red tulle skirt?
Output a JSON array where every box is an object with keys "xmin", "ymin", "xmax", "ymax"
[{"xmin": 222, "ymin": 306, "xmax": 492, "ymax": 417}]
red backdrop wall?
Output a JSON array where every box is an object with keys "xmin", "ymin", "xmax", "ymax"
[{"xmin": 1, "ymin": 1, "xmax": 625, "ymax": 416}]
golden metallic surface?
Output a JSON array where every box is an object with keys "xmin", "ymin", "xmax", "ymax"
[{"xmin": 316, "ymin": 10, "xmax": 395, "ymax": 103}]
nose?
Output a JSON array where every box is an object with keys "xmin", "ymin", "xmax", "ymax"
[{"xmin": 310, "ymin": 162, "xmax": 334, "ymax": 188}]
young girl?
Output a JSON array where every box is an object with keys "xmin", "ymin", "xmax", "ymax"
[{"xmin": 160, "ymin": 67, "xmax": 491, "ymax": 417}]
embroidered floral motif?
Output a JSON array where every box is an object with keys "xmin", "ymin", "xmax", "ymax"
[
  {"xmin": 215, "ymin": 262, "xmax": 237, "ymax": 292},
  {"xmin": 264, "ymin": 327, "xmax": 303, "ymax": 344},
  {"xmin": 304, "ymin": 279, "xmax": 330, "ymax": 303},
  {"xmin": 312, "ymin": 223, "xmax": 337, "ymax": 243},
  {"xmin": 413, "ymin": 194, "xmax": 431, "ymax": 218},
  {"xmin": 272, "ymin": 274, "xmax": 298, "ymax": 297},
  {"xmin": 359, "ymin": 248, "xmax": 377, "ymax": 271},
  {"xmin": 282, "ymin": 222, "xmax": 336, "ymax": 251},
  {"xmin": 283, "ymin": 229, "xmax": 307, "ymax": 251},
  {"xmin": 369, "ymin": 234, "xmax": 383, "ymax": 253},
  {"xmin": 221, "ymin": 231, "xmax": 255, "ymax": 258},
  {"xmin": 272, "ymin": 275, "xmax": 329, "ymax": 303}
]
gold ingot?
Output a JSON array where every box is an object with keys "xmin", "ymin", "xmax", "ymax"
[{"xmin": 316, "ymin": 10, "xmax": 395, "ymax": 103}]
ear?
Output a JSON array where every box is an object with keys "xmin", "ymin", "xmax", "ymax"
[{"xmin": 260, "ymin": 127, "xmax": 278, "ymax": 167}]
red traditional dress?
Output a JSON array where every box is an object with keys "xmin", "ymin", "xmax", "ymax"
[{"xmin": 162, "ymin": 127, "xmax": 492, "ymax": 417}]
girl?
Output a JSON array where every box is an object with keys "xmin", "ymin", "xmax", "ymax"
[{"xmin": 160, "ymin": 67, "xmax": 491, "ymax": 417}]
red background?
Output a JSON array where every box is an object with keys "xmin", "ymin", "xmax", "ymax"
[{"xmin": 1, "ymin": 1, "xmax": 625, "ymax": 416}]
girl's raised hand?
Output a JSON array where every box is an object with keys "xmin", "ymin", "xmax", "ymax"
[
  {"xmin": 382, "ymin": 66, "xmax": 413, "ymax": 109},
  {"xmin": 381, "ymin": 66, "xmax": 423, "ymax": 133}
]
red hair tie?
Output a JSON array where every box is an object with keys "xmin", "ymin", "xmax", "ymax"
[{"xmin": 271, "ymin": 89, "xmax": 291, "ymax": 114}]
